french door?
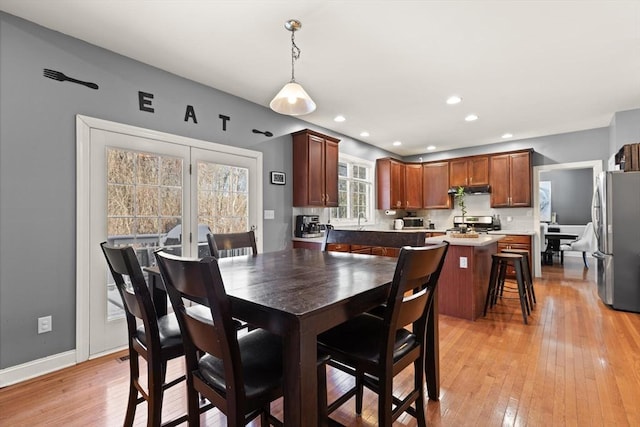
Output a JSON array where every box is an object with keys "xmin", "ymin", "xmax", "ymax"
[{"xmin": 76, "ymin": 116, "xmax": 262, "ymax": 360}]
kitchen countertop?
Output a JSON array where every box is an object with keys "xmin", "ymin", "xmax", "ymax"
[
  {"xmin": 425, "ymin": 233, "xmax": 505, "ymax": 247},
  {"xmin": 293, "ymin": 229, "xmax": 507, "ymax": 247},
  {"xmin": 292, "ymin": 227, "xmax": 450, "ymax": 243},
  {"xmin": 488, "ymin": 230, "xmax": 535, "ymax": 236}
]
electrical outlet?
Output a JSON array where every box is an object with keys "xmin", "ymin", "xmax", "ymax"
[
  {"xmin": 38, "ymin": 315, "xmax": 52, "ymax": 334},
  {"xmin": 459, "ymin": 257, "xmax": 468, "ymax": 268}
]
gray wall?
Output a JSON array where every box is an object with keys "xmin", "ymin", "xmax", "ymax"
[
  {"xmin": 0, "ymin": 12, "xmax": 392, "ymax": 369},
  {"xmin": 540, "ymin": 169, "xmax": 593, "ymax": 225},
  {"xmin": 404, "ymin": 127, "xmax": 611, "ymax": 167},
  {"xmin": 610, "ymin": 108, "xmax": 640, "ymax": 155}
]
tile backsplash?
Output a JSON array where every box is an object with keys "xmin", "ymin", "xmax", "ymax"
[{"xmin": 293, "ymin": 194, "xmax": 536, "ymax": 232}]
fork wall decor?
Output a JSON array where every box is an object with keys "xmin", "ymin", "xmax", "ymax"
[{"xmin": 43, "ymin": 69, "xmax": 99, "ymax": 90}]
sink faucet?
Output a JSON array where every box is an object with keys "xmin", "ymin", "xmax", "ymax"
[{"xmin": 357, "ymin": 212, "xmax": 366, "ymax": 230}]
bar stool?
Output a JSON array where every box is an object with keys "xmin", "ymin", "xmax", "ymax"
[
  {"xmin": 501, "ymin": 248, "xmax": 536, "ymax": 310},
  {"xmin": 484, "ymin": 253, "xmax": 529, "ymax": 324}
]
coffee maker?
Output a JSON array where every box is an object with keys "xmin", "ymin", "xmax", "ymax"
[{"xmin": 295, "ymin": 215, "xmax": 322, "ymax": 238}]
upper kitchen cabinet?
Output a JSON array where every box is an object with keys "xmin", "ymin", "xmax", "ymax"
[
  {"xmin": 376, "ymin": 158, "xmax": 406, "ymax": 209},
  {"xmin": 490, "ymin": 150, "xmax": 532, "ymax": 207},
  {"xmin": 404, "ymin": 163, "xmax": 423, "ymax": 209},
  {"xmin": 449, "ymin": 156, "xmax": 489, "ymax": 187},
  {"xmin": 292, "ymin": 129, "xmax": 340, "ymax": 207},
  {"xmin": 422, "ymin": 161, "xmax": 451, "ymax": 209}
]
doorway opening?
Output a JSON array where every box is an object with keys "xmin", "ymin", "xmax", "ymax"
[{"xmin": 532, "ymin": 160, "xmax": 602, "ymax": 277}]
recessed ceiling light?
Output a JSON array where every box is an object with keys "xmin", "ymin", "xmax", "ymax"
[
  {"xmin": 392, "ymin": 141, "xmax": 402, "ymax": 146},
  {"xmin": 446, "ymin": 96, "xmax": 462, "ymax": 105},
  {"xmin": 360, "ymin": 131, "xmax": 369, "ymax": 137},
  {"xmin": 502, "ymin": 133, "xmax": 513, "ymax": 139},
  {"xmin": 465, "ymin": 114, "xmax": 479, "ymax": 122},
  {"xmin": 427, "ymin": 145, "xmax": 436, "ymax": 151},
  {"xmin": 334, "ymin": 115, "xmax": 346, "ymax": 122}
]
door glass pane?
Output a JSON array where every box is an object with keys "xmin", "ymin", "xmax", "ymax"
[
  {"xmin": 197, "ymin": 161, "xmax": 250, "ymax": 257},
  {"xmin": 105, "ymin": 147, "xmax": 183, "ymax": 320}
]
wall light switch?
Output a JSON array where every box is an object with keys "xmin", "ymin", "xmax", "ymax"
[
  {"xmin": 459, "ymin": 257, "xmax": 468, "ymax": 269},
  {"xmin": 263, "ymin": 210, "xmax": 275, "ymax": 220}
]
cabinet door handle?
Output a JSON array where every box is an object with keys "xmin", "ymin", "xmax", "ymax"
[{"xmin": 325, "ymin": 194, "xmax": 329, "ymax": 203}]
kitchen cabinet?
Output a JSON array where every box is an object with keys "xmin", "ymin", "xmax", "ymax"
[
  {"xmin": 449, "ymin": 156, "xmax": 489, "ymax": 187},
  {"xmin": 376, "ymin": 158, "xmax": 406, "ymax": 209},
  {"xmin": 490, "ymin": 150, "xmax": 532, "ymax": 207},
  {"xmin": 326, "ymin": 243, "xmax": 401, "ymax": 258},
  {"xmin": 292, "ymin": 129, "xmax": 340, "ymax": 207},
  {"xmin": 405, "ymin": 163, "xmax": 423, "ymax": 209},
  {"xmin": 422, "ymin": 161, "xmax": 450, "ymax": 209},
  {"xmin": 497, "ymin": 234, "xmax": 532, "ymax": 277}
]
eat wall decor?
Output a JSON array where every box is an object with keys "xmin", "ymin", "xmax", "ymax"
[{"xmin": 138, "ymin": 91, "xmax": 231, "ymax": 131}]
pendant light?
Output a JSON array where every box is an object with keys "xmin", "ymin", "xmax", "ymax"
[{"xmin": 269, "ymin": 19, "xmax": 316, "ymax": 116}]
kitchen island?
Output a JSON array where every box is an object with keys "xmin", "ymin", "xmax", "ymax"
[
  {"xmin": 293, "ymin": 230, "xmax": 504, "ymax": 321},
  {"xmin": 426, "ymin": 233, "xmax": 505, "ymax": 320}
]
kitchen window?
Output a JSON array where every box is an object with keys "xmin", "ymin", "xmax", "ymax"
[{"xmin": 330, "ymin": 154, "xmax": 374, "ymax": 226}]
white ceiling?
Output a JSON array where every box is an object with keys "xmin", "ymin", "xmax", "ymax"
[{"xmin": 1, "ymin": 1, "xmax": 639, "ymax": 156}]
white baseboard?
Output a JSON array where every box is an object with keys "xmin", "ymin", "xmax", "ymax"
[{"xmin": 0, "ymin": 350, "xmax": 76, "ymax": 387}]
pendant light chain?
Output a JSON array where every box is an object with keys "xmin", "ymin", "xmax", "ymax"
[{"xmin": 290, "ymin": 30, "xmax": 301, "ymax": 82}]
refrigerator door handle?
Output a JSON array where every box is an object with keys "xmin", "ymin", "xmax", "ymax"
[{"xmin": 592, "ymin": 250, "xmax": 606, "ymax": 259}]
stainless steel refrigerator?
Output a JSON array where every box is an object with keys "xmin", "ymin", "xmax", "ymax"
[{"xmin": 592, "ymin": 171, "xmax": 640, "ymax": 313}]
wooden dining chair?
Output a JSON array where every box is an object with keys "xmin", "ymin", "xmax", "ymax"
[
  {"xmin": 100, "ymin": 242, "xmax": 187, "ymax": 427},
  {"xmin": 318, "ymin": 242, "xmax": 449, "ymax": 427},
  {"xmin": 154, "ymin": 250, "xmax": 329, "ymax": 426},
  {"xmin": 207, "ymin": 230, "xmax": 257, "ymax": 259}
]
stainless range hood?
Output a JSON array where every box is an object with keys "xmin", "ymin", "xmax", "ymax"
[{"xmin": 447, "ymin": 185, "xmax": 491, "ymax": 195}]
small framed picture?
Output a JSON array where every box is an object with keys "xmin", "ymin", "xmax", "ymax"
[{"xmin": 270, "ymin": 171, "xmax": 286, "ymax": 185}]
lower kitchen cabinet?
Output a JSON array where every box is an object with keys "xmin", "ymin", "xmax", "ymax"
[
  {"xmin": 497, "ymin": 234, "xmax": 532, "ymax": 277},
  {"xmin": 301, "ymin": 241, "xmax": 401, "ymax": 257}
]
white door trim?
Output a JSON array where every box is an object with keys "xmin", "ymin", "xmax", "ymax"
[
  {"xmin": 532, "ymin": 160, "xmax": 602, "ymax": 277},
  {"xmin": 75, "ymin": 115, "xmax": 263, "ymax": 362}
]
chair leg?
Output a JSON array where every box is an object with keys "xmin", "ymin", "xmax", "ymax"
[
  {"xmin": 561, "ymin": 250, "xmax": 564, "ymax": 265},
  {"xmin": 484, "ymin": 259, "xmax": 500, "ymax": 316},
  {"xmin": 187, "ymin": 381, "xmax": 201, "ymax": 426},
  {"xmin": 355, "ymin": 370, "xmax": 364, "ymax": 415},
  {"xmin": 582, "ymin": 251, "xmax": 589, "ymax": 269},
  {"xmin": 379, "ymin": 377, "xmax": 393, "ymax": 427},
  {"xmin": 513, "ymin": 262, "xmax": 528, "ymax": 324},
  {"xmin": 413, "ymin": 359, "xmax": 427, "ymax": 427},
  {"xmin": 148, "ymin": 361, "xmax": 164, "ymax": 427},
  {"xmin": 124, "ymin": 351, "xmax": 139, "ymax": 427}
]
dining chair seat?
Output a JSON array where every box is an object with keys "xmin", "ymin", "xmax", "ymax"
[
  {"xmin": 135, "ymin": 313, "xmax": 182, "ymax": 348},
  {"xmin": 198, "ymin": 329, "xmax": 283, "ymax": 399},
  {"xmin": 318, "ymin": 313, "xmax": 417, "ymax": 365}
]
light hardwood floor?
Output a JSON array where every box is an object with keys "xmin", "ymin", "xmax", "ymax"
[{"xmin": 1, "ymin": 256, "xmax": 639, "ymax": 426}]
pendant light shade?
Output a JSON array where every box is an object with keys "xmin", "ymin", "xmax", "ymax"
[
  {"xmin": 270, "ymin": 82, "xmax": 316, "ymax": 116},
  {"xmin": 270, "ymin": 19, "xmax": 316, "ymax": 116}
]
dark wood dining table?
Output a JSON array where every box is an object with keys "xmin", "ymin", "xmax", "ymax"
[
  {"xmin": 145, "ymin": 248, "xmax": 441, "ymax": 427},
  {"xmin": 543, "ymin": 232, "xmax": 579, "ymax": 265}
]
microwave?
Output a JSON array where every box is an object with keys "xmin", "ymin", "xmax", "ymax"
[{"xmin": 402, "ymin": 217, "xmax": 424, "ymax": 229}]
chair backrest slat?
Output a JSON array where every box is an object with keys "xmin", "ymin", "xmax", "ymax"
[{"xmin": 207, "ymin": 231, "xmax": 257, "ymax": 258}]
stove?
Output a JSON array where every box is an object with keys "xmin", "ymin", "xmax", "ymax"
[{"xmin": 448, "ymin": 215, "xmax": 501, "ymax": 233}]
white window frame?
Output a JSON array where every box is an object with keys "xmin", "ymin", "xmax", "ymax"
[{"xmin": 330, "ymin": 153, "xmax": 375, "ymax": 227}]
